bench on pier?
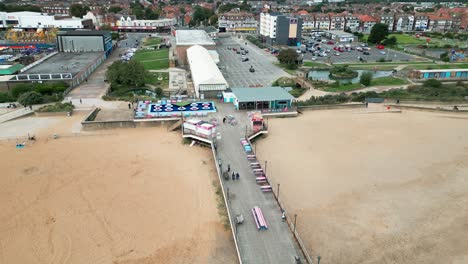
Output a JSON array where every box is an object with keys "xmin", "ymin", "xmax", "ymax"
[
  {"xmin": 254, "ymin": 171, "xmax": 265, "ymax": 177},
  {"xmin": 250, "ymin": 162, "xmax": 261, "ymax": 168},
  {"xmin": 252, "ymin": 206, "xmax": 268, "ymax": 230},
  {"xmin": 247, "ymin": 154, "xmax": 256, "ymax": 160},
  {"xmin": 260, "ymin": 185, "xmax": 273, "ymax": 192},
  {"xmin": 256, "ymin": 177, "xmax": 267, "ymax": 184}
]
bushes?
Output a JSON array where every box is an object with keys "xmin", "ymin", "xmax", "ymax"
[
  {"xmin": 37, "ymin": 102, "xmax": 74, "ymax": 112},
  {"xmin": 10, "ymin": 82, "xmax": 68, "ymax": 100},
  {"xmin": 423, "ymin": 79, "xmax": 442, "ymax": 88},
  {"xmin": 0, "ymin": 92, "xmax": 14, "ymax": 103},
  {"xmin": 18, "ymin": 91, "xmax": 43, "ymax": 106},
  {"xmin": 360, "ymin": 72, "xmax": 373, "ymax": 86}
]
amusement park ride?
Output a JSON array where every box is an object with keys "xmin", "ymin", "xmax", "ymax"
[{"xmin": 5, "ymin": 28, "xmax": 58, "ymax": 43}]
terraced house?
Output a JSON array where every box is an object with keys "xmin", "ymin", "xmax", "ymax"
[
  {"xmin": 218, "ymin": 11, "xmax": 258, "ymax": 34},
  {"xmin": 329, "ymin": 13, "xmax": 345, "ymax": 30}
]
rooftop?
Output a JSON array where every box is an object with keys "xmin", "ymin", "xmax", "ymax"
[
  {"xmin": 0, "ymin": 64, "xmax": 23, "ymax": 75},
  {"xmin": 57, "ymin": 30, "xmax": 110, "ymax": 36},
  {"xmin": 175, "ymin": 30, "xmax": 215, "ymax": 46},
  {"xmin": 231, "ymin": 87, "xmax": 295, "ymax": 102},
  {"xmin": 23, "ymin": 52, "xmax": 104, "ymax": 76}
]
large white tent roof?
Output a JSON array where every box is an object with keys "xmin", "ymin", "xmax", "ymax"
[{"xmin": 187, "ymin": 45, "xmax": 228, "ymax": 96}]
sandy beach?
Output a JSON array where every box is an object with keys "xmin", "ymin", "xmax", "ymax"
[
  {"xmin": 256, "ymin": 109, "xmax": 468, "ymax": 264},
  {"xmin": 0, "ymin": 118, "xmax": 236, "ymax": 264}
]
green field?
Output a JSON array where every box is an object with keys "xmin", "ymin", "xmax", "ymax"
[
  {"xmin": 362, "ymin": 34, "xmax": 426, "ymax": 45},
  {"xmin": 324, "ymin": 82, "xmax": 362, "ymax": 92},
  {"xmin": 140, "ymin": 60, "xmax": 169, "ymax": 70},
  {"xmin": 146, "ymin": 72, "xmax": 169, "ymax": 88},
  {"xmin": 133, "ymin": 50, "xmax": 169, "ymax": 70},
  {"xmin": 145, "ymin": 37, "xmax": 162, "ymax": 46},
  {"xmin": 303, "ymin": 61, "xmax": 328, "ymax": 67},
  {"xmin": 371, "ymin": 76, "xmax": 408, "ymax": 86}
]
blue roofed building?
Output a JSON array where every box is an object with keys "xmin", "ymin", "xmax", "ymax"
[{"xmin": 229, "ymin": 87, "xmax": 295, "ymax": 110}]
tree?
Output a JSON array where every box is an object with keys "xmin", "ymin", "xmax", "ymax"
[
  {"xmin": 277, "ymin": 49, "xmax": 298, "ymax": 66},
  {"xmin": 108, "ymin": 6, "xmax": 123, "ymax": 13},
  {"xmin": 209, "ymin": 14, "xmax": 218, "ymax": 25},
  {"xmin": 192, "ymin": 6, "xmax": 213, "ymax": 26},
  {"xmin": 180, "ymin": 7, "xmax": 186, "ymax": 15},
  {"xmin": 360, "ymin": 72, "xmax": 373, "ymax": 86},
  {"xmin": 368, "ymin": 23, "xmax": 389, "ymax": 44},
  {"xmin": 107, "ymin": 60, "xmax": 148, "ymax": 88},
  {"xmin": 101, "ymin": 24, "xmax": 112, "ymax": 31},
  {"xmin": 70, "ymin": 4, "xmax": 90, "ymax": 18},
  {"xmin": 18, "ymin": 91, "xmax": 43, "ymax": 106},
  {"xmin": 145, "ymin": 7, "xmax": 159, "ymax": 20},
  {"xmin": 423, "ymin": 79, "xmax": 442, "ymax": 88},
  {"xmin": 382, "ymin": 36, "xmax": 397, "ymax": 46},
  {"xmin": 155, "ymin": 87, "xmax": 163, "ymax": 97}
]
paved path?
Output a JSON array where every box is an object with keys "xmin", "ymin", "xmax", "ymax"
[
  {"xmin": 213, "ymin": 103, "xmax": 304, "ymax": 264},
  {"xmin": 0, "ymin": 105, "xmax": 44, "ymax": 123}
]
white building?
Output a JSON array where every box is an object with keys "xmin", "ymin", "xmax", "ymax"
[
  {"xmin": 0, "ymin": 11, "xmax": 92, "ymax": 29},
  {"xmin": 259, "ymin": 12, "xmax": 277, "ymax": 39},
  {"xmin": 187, "ymin": 45, "xmax": 228, "ymax": 98},
  {"xmin": 395, "ymin": 15, "xmax": 414, "ymax": 31},
  {"xmin": 414, "ymin": 13, "xmax": 429, "ymax": 31},
  {"xmin": 116, "ymin": 16, "xmax": 177, "ymax": 29}
]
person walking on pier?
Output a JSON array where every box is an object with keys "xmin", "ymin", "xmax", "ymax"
[
  {"xmin": 236, "ymin": 172, "xmax": 240, "ymax": 180},
  {"xmin": 227, "ymin": 164, "xmax": 231, "ymax": 172},
  {"xmin": 232, "ymin": 171, "xmax": 235, "ymax": 180}
]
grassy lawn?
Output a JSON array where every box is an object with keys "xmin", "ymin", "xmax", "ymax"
[
  {"xmin": 289, "ymin": 88, "xmax": 307, "ymax": 98},
  {"xmin": 146, "ymin": 72, "xmax": 169, "ymax": 88},
  {"xmin": 324, "ymin": 82, "xmax": 362, "ymax": 92},
  {"xmin": 406, "ymin": 63, "xmax": 468, "ymax": 70},
  {"xmin": 140, "ymin": 60, "xmax": 169, "ymax": 70},
  {"xmin": 303, "ymin": 61, "xmax": 328, "ymax": 68},
  {"xmin": 371, "ymin": 76, "xmax": 408, "ymax": 86},
  {"xmin": 133, "ymin": 49, "xmax": 169, "ymax": 70},
  {"xmin": 145, "ymin": 37, "xmax": 162, "ymax": 46},
  {"xmin": 348, "ymin": 65, "xmax": 397, "ymax": 71},
  {"xmin": 362, "ymin": 34, "xmax": 426, "ymax": 45},
  {"xmin": 134, "ymin": 49, "xmax": 169, "ymax": 61}
]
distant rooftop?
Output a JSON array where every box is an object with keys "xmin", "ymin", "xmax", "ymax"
[
  {"xmin": 57, "ymin": 30, "xmax": 110, "ymax": 36},
  {"xmin": 231, "ymin": 87, "xmax": 295, "ymax": 102},
  {"xmin": 23, "ymin": 52, "xmax": 103, "ymax": 76},
  {"xmin": 175, "ymin": 30, "xmax": 215, "ymax": 46}
]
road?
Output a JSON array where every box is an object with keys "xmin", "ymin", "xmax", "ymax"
[
  {"xmin": 217, "ymin": 36, "xmax": 290, "ymax": 88},
  {"xmin": 66, "ymin": 33, "xmax": 147, "ymax": 108}
]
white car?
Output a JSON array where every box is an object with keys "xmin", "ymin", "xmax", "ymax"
[
  {"xmin": 379, "ymin": 51, "xmax": 386, "ymax": 55},
  {"xmin": 129, "ymin": 48, "xmax": 137, "ymax": 52},
  {"xmin": 312, "ymin": 57, "xmax": 317, "ymax": 60},
  {"xmin": 334, "ymin": 52, "xmax": 340, "ymax": 56}
]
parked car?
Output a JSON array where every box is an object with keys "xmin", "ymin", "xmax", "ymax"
[
  {"xmin": 240, "ymin": 47, "xmax": 245, "ymax": 50},
  {"xmin": 312, "ymin": 57, "xmax": 318, "ymax": 60},
  {"xmin": 379, "ymin": 51, "xmax": 386, "ymax": 55},
  {"xmin": 249, "ymin": 66, "xmax": 255, "ymax": 72},
  {"xmin": 296, "ymin": 49, "xmax": 302, "ymax": 54},
  {"xmin": 376, "ymin": 45, "xmax": 385, "ymax": 49},
  {"xmin": 236, "ymin": 50, "xmax": 241, "ymax": 54},
  {"xmin": 327, "ymin": 41, "xmax": 334, "ymax": 45},
  {"xmin": 241, "ymin": 51, "xmax": 246, "ymax": 55},
  {"xmin": 334, "ymin": 52, "xmax": 340, "ymax": 56},
  {"xmin": 356, "ymin": 47, "xmax": 363, "ymax": 52},
  {"xmin": 227, "ymin": 46, "xmax": 231, "ymax": 50},
  {"xmin": 245, "ymin": 50, "xmax": 249, "ymax": 54},
  {"xmin": 242, "ymin": 57, "xmax": 249, "ymax": 62},
  {"xmin": 233, "ymin": 48, "xmax": 237, "ymax": 51},
  {"xmin": 363, "ymin": 51, "xmax": 370, "ymax": 55}
]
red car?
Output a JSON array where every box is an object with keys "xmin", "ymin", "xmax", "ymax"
[
  {"xmin": 333, "ymin": 46, "xmax": 338, "ymax": 50},
  {"xmin": 327, "ymin": 41, "xmax": 334, "ymax": 45},
  {"xmin": 376, "ymin": 44, "xmax": 385, "ymax": 49}
]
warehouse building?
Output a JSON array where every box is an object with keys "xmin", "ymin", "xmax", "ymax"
[
  {"xmin": 323, "ymin": 30, "xmax": 356, "ymax": 43},
  {"xmin": 187, "ymin": 45, "xmax": 228, "ymax": 99},
  {"xmin": 174, "ymin": 30, "xmax": 216, "ymax": 66},
  {"xmin": 56, "ymin": 31, "xmax": 113, "ymax": 56},
  {"xmin": 230, "ymin": 87, "xmax": 295, "ymax": 110},
  {"xmin": 0, "ymin": 11, "xmax": 92, "ymax": 30}
]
